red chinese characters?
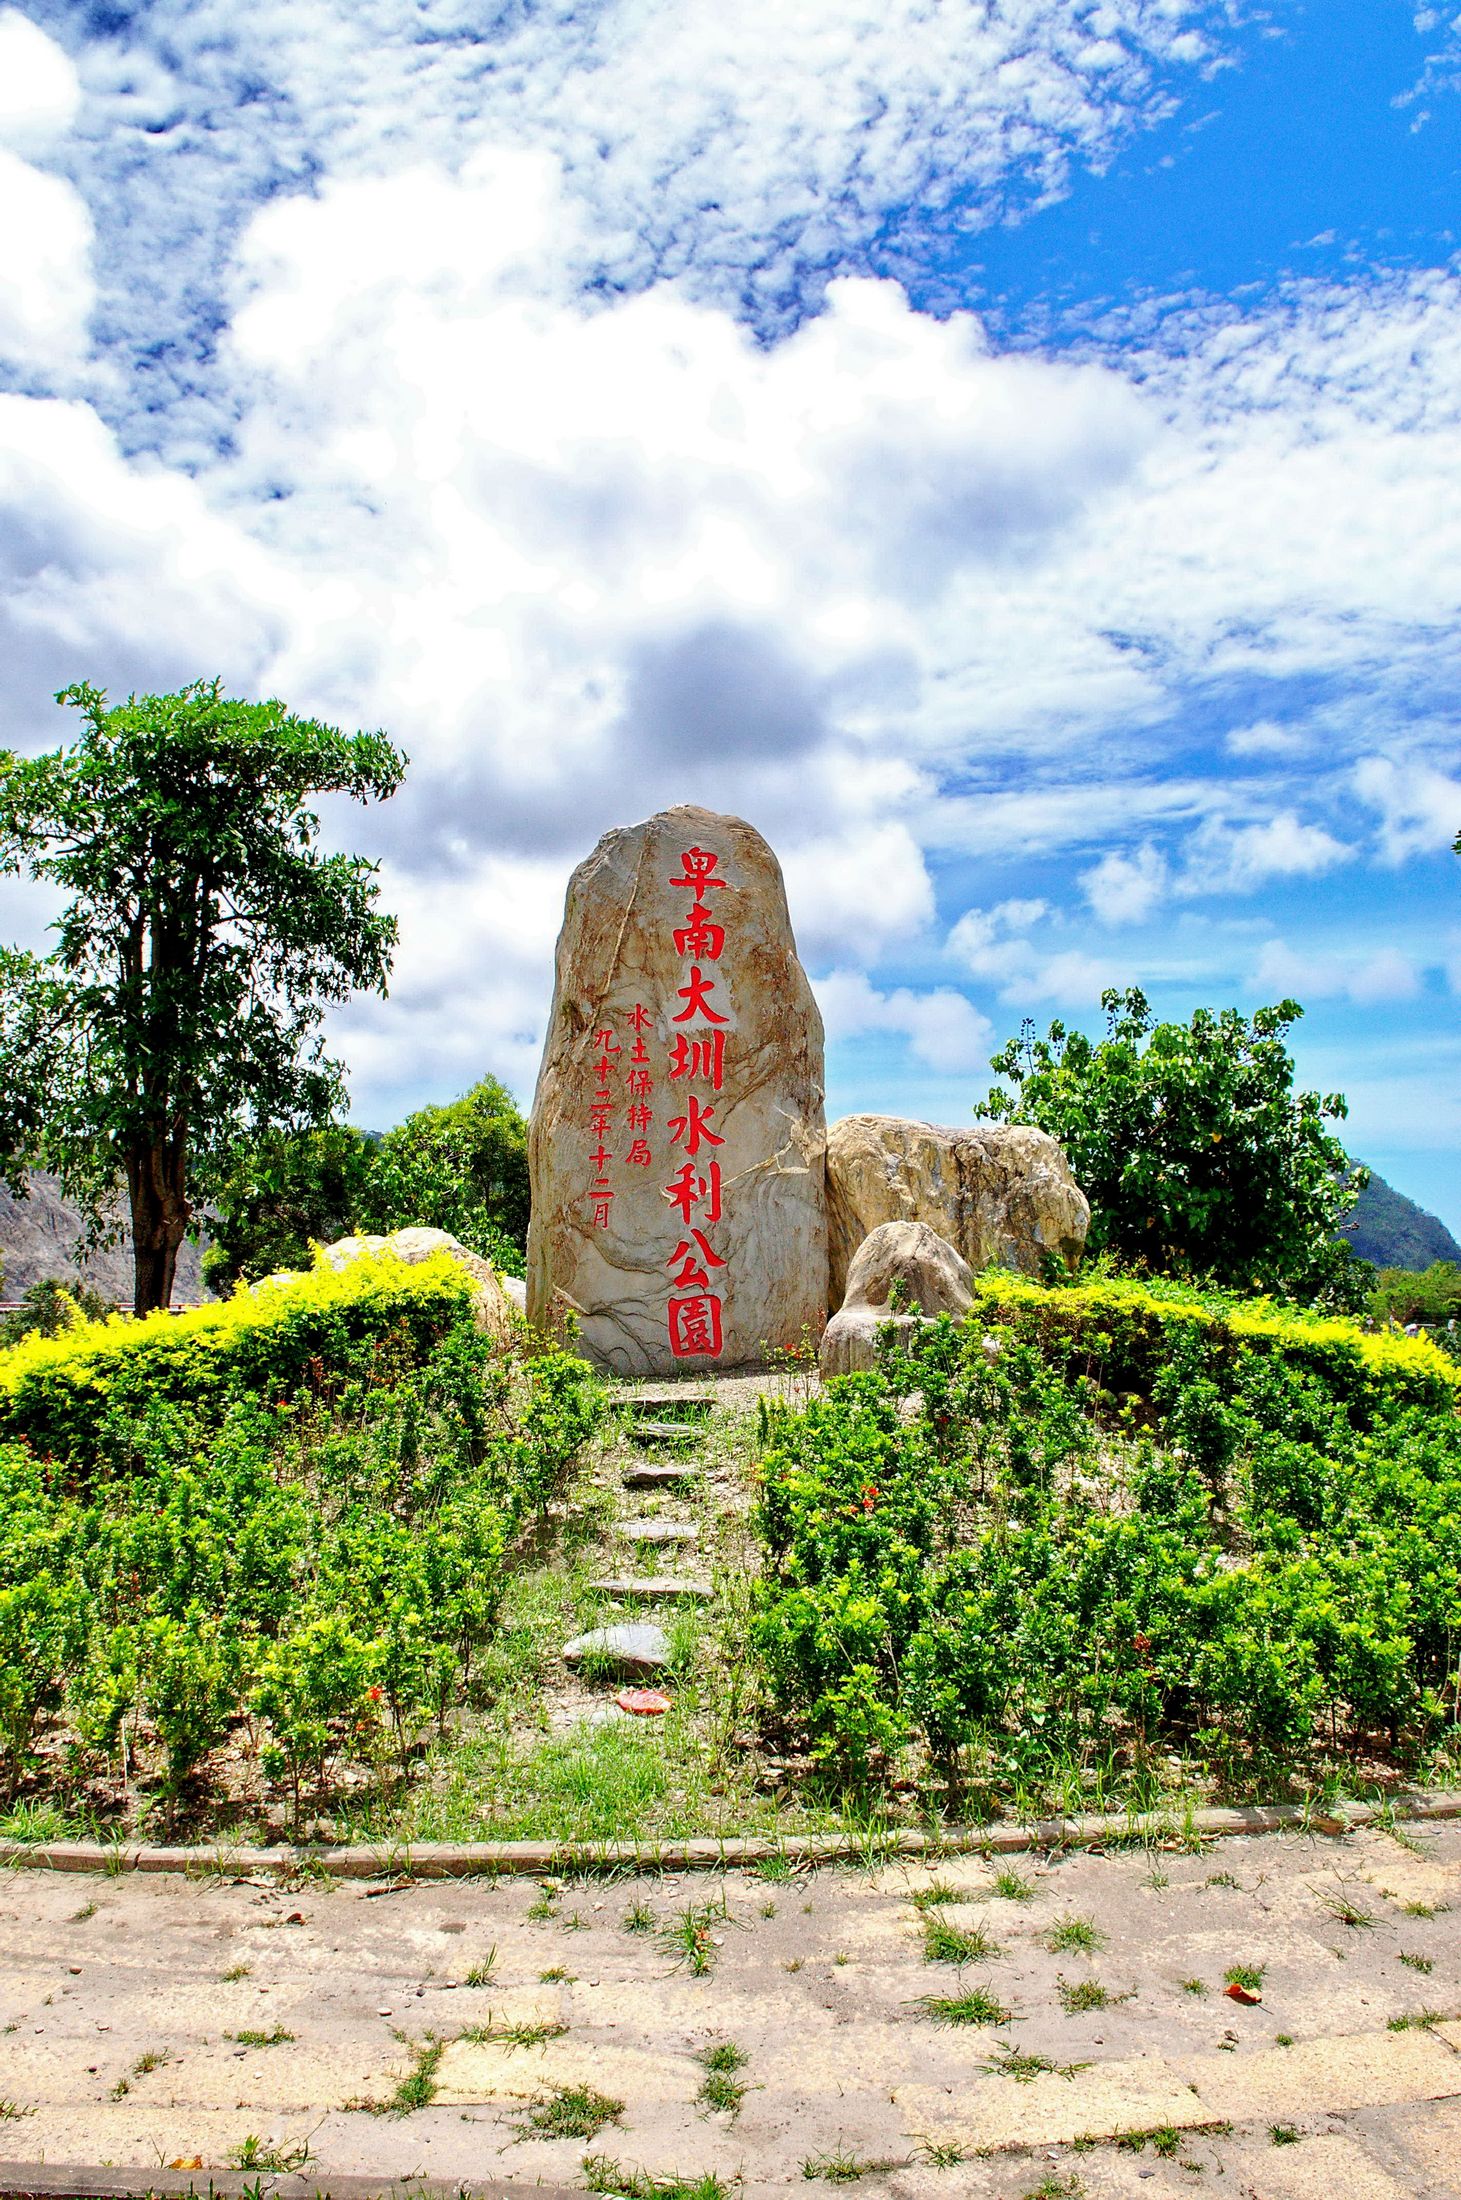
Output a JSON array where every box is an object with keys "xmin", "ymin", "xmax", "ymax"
[
  {"xmin": 586, "ymin": 1024, "xmax": 620, "ymax": 1228},
  {"xmin": 662, "ymin": 844, "xmax": 732, "ymax": 1358}
]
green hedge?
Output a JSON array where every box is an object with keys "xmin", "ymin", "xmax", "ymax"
[
  {"xmin": 754, "ymin": 1273, "xmax": 1461, "ymax": 1794},
  {"xmin": 966, "ymin": 1270, "xmax": 1459, "ymax": 1416},
  {"xmin": 0, "ymin": 1251, "xmax": 604, "ymax": 1821},
  {"xmin": 0, "ymin": 1249, "xmax": 482, "ymax": 1465}
]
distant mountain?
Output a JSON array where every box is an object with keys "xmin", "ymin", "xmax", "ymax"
[
  {"xmin": 1340, "ymin": 1169, "xmax": 1461, "ymax": 1273},
  {"xmin": 0, "ymin": 1172, "xmax": 208, "ymax": 1307}
]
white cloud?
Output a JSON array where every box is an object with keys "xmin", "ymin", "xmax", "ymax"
[
  {"xmin": 57, "ymin": 0, "xmax": 1235, "ymax": 431},
  {"xmin": 0, "ymin": 10, "xmax": 81, "ymax": 152},
  {"xmin": 1081, "ymin": 841, "xmax": 1168, "ymax": 924},
  {"xmin": 1180, "ymin": 810, "xmax": 1352, "ymax": 895},
  {"xmin": 1225, "ymin": 719, "xmax": 1312, "ymax": 759},
  {"xmin": 0, "ymin": 150, "xmax": 94, "ymax": 373},
  {"xmin": 814, "ymin": 969, "xmax": 993, "ymax": 1074},
  {"xmin": 1354, "ymin": 754, "xmax": 1461, "ymax": 862},
  {"xmin": 1251, "ymin": 938, "xmax": 1422, "ymax": 1006}
]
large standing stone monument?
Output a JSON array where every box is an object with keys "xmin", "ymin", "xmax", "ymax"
[{"xmin": 527, "ymin": 805, "xmax": 828, "ymax": 1374}]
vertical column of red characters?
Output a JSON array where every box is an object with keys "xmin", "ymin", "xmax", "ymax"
[
  {"xmin": 662, "ymin": 844, "xmax": 730, "ymax": 1359},
  {"xmin": 586, "ymin": 1014, "xmax": 621, "ymax": 1234}
]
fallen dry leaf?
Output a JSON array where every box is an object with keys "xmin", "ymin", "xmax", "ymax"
[{"xmin": 1224, "ymin": 1982, "xmax": 1262, "ymax": 2005}]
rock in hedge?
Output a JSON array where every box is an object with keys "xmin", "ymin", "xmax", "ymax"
[
  {"xmin": 820, "ymin": 1219, "xmax": 974, "ymax": 1376},
  {"xmin": 825, "ymin": 1115, "xmax": 1089, "ymax": 1309},
  {"xmin": 316, "ymin": 1227, "xmax": 520, "ymax": 1339}
]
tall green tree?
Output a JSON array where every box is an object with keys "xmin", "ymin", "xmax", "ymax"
[
  {"xmin": 975, "ymin": 987, "xmax": 1369, "ymax": 1305},
  {"xmin": 0, "ymin": 681, "xmax": 405, "ymax": 1313}
]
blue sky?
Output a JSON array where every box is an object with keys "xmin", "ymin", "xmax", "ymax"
[{"xmin": 1, "ymin": 0, "xmax": 1459, "ymax": 1228}]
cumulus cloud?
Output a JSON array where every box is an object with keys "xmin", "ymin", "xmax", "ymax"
[
  {"xmin": 814, "ymin": 969, "xmax": 993, "ymax": 1074},
  {"xmin": 50, "ymin": 0, "xmax": 1236, "ymax": 433},
  {"xmin": 1179, "ymin": 811, "xmax": 1353, "ymax": 895},
  {"xmin": 0, "ymin": 15, "xmax": 92, "ymax": 374},
  {"xmin": 0, "ymin": 9, "xmax": 81, "ymax": 151},
  {"xmin": 1251, "ymin": 938, "xmax": 1422, "ymax": 1006},
  {"xmin": 1081, "ymin": 841, "xmax": 1168, "ymax": 925},
  {"xmin": 1354, "ymin": 754, "xmax": 1461, "ymax": 862}
]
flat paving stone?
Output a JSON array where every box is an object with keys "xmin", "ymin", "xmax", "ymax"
[
  {"xmin": 619, "ymin": 1518, "xmax": 699, "ymax": 1545},
  {"xmin": 621, "ymin": 1461, "xmax": 698, "ymax": 1488},
  {"xmin": 588, "ymin": 1576, "xmax": 712, "ymax": 1600},
  {"xmin": 560, "ymin": 1621, "xmax": 671, "ymax": 1672},
  {"xmin": 624, "ymin": 1420, "xmax": 699, "ymax": 1446}
]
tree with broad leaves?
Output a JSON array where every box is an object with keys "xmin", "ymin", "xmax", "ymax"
[
  {"xmin": 975, "ymin": 986, "xmax": 1370, "ymax": 1307},
  {"xmin": 0, "ymin": 681, "xmax": 405, "ymax": 1314}
]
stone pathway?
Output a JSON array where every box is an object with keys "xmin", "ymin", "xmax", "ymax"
[{"xmin": 3, "ymin": 1819, "xmax": 1460, "ymax": 2196}]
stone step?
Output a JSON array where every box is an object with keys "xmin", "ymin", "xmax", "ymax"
[
  {"xmin": 619, "ymin": 1518, "xmax": 699, "ymax": 1546},
  {"xmin": 561, "ymin": 1622, "xmax": 670, "ymax": 1675},
  {"xmin": 621, "ymin": 1461, "xmax": 698, "ymax": 1489},
  {"xmin": 588, "ymin": 1576, "xmax": 712, "ymax": 1602},
  {"xmin": 623, "ymin": 1394, "xmax": 714, "ymax": 1420},
  {"xmin": 623, "ymin": 1419, "xmax": 699, "ymax": 1447}
]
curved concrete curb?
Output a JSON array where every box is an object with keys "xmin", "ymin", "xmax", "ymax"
[{"xmin": 2, "ymin": 1788, "xmax": 1458, "ymax": 1881}]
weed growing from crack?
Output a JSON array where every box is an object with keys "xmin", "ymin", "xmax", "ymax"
[
  {"xmin": 1045, "ymin": 1916, "xmax": 1105, "ymax": 1956},
  {"xmin": 992, "ymin": 1869, "xmax": 1035, "ymax": 1903},
  {"xmin": 583, "ymin": 2158, "xmax": 732, "ymax": 2200},
  {"xmin": 1400, "ymin": 1952, "xmax": 1434, "ymax": 1973},
  {"xmin": 228, "ymin": 2025, "xmax": 294, "ymax": 2047},
  {"xmin": 982, "ymin": 2042, "xmax": 1089, "ymax": 2083},
  {"xmin": 1056, "ymin": 1977, "xmax": 1114, "ymax": 2015},
  {"xmin": 518, "ymin": 2082, "xmax": 623, "ymax": 2140},
  {"xmin": 1223, "ymin": 1963, "xmax": 1264, "ymax": 1992},
  {"xmin": 229, "ymin": 2133, "xmax": 314, "ymax": 2172},
  {"xmin": 917, "ymin": 1988, "xmax": 1013, "ymax": 2027},
  {"xmin": 922, "ymin": 1916, "xmax": 998, "ymax": 1965},
  {"xmin": 463, "ymin": 1947, "xmax": 498, "ymax": 1985},
  {"xmin": 1322, "ymin": 1891, "xmax": 1374, "ymax": 1929},
  {"xmin": 910, "ymin": 1881, "xmax": 959, "ymax": 1911},
  {"xmin": 697, "ymin": 2040, "xmax": 748, "ymax": 2116}
]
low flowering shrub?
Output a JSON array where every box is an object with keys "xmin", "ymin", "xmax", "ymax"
[
  {"xmin": 0, "ymin": 1251, "xmax": 604, "ymax": 1825},
  {"xmin": 754, "ymin": 1274, "xmax": 1461, "ymax": 1794}
]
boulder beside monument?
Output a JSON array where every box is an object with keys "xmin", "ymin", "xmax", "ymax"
[
  {"xmin": 527, "ymin": 804, "xmax": 829, "ymax": 1375},
  {"xmin": 820, "ymin": 1219, "xmax": 975, "ymax": 1376},
  {"xmin": 825, "ymin": 1114, "xmax": 1089, "ymax": 1308}
]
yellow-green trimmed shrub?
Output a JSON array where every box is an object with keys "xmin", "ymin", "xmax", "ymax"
[{"xmin": 0, "ymin": 1249, "xmax": 482, "ymax": 1464}]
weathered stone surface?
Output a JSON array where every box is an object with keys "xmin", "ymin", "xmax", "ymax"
[
  {"xmin": 561, "ymin": 1623, "xmax": 671, "ymax": 1674},
  {"xmin": 819, "ymin": 1220, "xmax": 975, "ymax": 1377},
  {"xmin": 825, "ymin": 1115, "xmax": 1089, "ymax": 1308},
  {"xmin": 619, "ymin": 1518, "xmax": 698, "ymax": 1545},
  {"xmin": 527, "ymin": 804, "xmax": 828, "ymax": 1374},
  {"xmin": 316, "ymin": 1227, "xmax": 520, "ymax": 1340}
]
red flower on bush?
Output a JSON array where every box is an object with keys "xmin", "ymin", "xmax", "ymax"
[{"xmin": 367, "ymin": 1685, "xmax": 383, "ymax": 1702}]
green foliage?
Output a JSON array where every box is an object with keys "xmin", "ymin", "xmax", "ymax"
[
  {"xmin": 0, "ymin": 680, "xmax": 404, "ymax": 1313},
  {"xmin": 754, "ymin": 1271, "xmax": 1461, "ymax": 1795},
  {"xmin": 976, "ymin": 987, "xmax": 1368, "ymax": 1306},
  {"xmin": 0, "ymin": 1251, "xmax": 602, "ymax": 1814},
  {"xmin": 0, "ymin": 1278, "xmax": 111, "ymax": 1348},
  {"xmin": 1370, "ymin": 1261, "xmax": 1461, "ymax": 1334},
  {"xmin": 360, "ymin": 1077, "xmax": 529, "ymax": 1275},
  {"xmin": 201, "ymin": 1124, "xmax": 376, "ymax": 1294},
  {"xmin": 203, "ymin": 1077, "xmax": 531, "ymax": 1293}
]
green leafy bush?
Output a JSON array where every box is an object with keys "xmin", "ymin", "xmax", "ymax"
[
  {"xmin": 754, "ymin": 1273, "xmax": 1461, "ymax": 1796},
  {"xmin": 0, "ymin": 1251, "xmax": 603, "ymax": 1819}
]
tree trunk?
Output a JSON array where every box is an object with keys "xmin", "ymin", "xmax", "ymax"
[{"xmin": 126, "ymin": 1137, "xmax": 190, "ymax": 1316}]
